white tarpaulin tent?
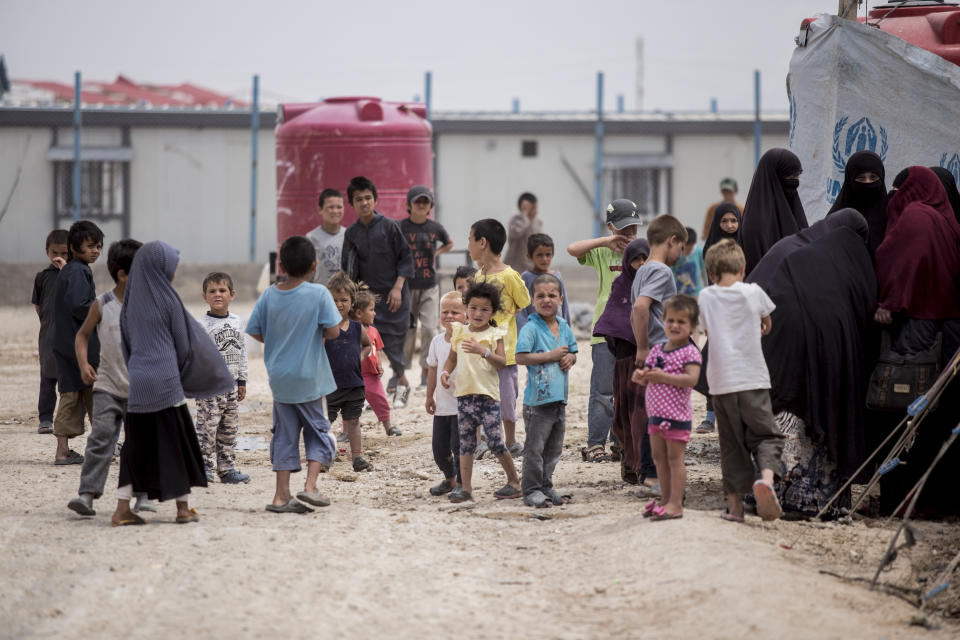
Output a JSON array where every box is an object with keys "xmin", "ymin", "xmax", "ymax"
[{"xmin": 787, "ymin": 14, "xmax": 960, "ymax": 222}]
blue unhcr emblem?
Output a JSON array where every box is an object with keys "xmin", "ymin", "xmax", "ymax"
[
  {"xmin": 826, "ymin": 116, "xmax": 889, "ymax": 204},
  {"xmin": 940, "ymin": 153, "xmax": 960, "ymax": 184}
]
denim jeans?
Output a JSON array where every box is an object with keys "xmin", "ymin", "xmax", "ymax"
[
  {"xmin": 587, "ymin": 343, "xmax": 616, "ymax": 446},
  {"xmin": 521, "ymin": 402, "xmax": 566, "ymax": 496}
]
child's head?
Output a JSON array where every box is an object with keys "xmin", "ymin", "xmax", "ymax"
[
  {"xmin": 705, "ymin": 239, "xmax": 746, "ymax": 283},
  {"xmin": 718, "ymin": 207, "xmax": 741, "ymax": 235},
  {"xmin": 439, "ymin": 290, "xmax": 466, "ymax": 331},
  {"xmin": 45, "ymin": 229, "xmax": 69, "ymax": 264},
  {"xmin": 605, "ymin": 198, "xmax": 642, "ymax": 240},
  {"xmin": 663, "ymin": 294, "xmax": 699, "ymax": 344},
  {"xmin": 462, "ymin": 281, "xmax": 502, "ymax": 329},
  {"xmin": 518, "ymin": 192, "xmax": 538, "ymax": 216},
  {"xmin": 531, "ymin": 274, "xmax": 563, "ymax": 319},
  {"xmin": 468, "ymin": 218, "xmax": 506, "ymax": 261},
  {"xmin": 278, "ymin": 235, "xmax": 317, "ymax": 279},
  {"xmin": 646, "ymin": 214, "xmax": 687, "ymax": 266},
  {"xmin": 406, "ymin": 185, "xmax": 434, "ymax": 219},
  {"xmin": 453, "ymin": 265, "xmax": 476, "ymax": 294},
  {"xmin": 625, "ymin": 238, "xmax": 650, "ymax": 273},
  {"xmin": 107, "ymin": 239, "xmax": 143, "ymax": 284},
  {"xmin": 526, "ymin": 233, "xmax": 554, "ymax": 273},
  {"xmin": 67, "ymin": 220, "xmax": 104, "ymax": 264},
  {"xmin": 352, "ymin": 289, "xmax": 378, "ymax": 326},
  {"xmin": 683, "ymin": 227, "xmax": 697, "ymax": 255},
  {"xmin": 318, "ymin": 188, "xmax": 344, "ymax": 227},
  {"xmin": 326, "ymin": 271, "xmax": 358, "ymax": 319},
  {"xmin": 202, "ymin": 271, "xmax": 236, "ymax": 315},
  {"xmin": 347, "ymin": 176, "xmax": 378, "ymax": 220}
]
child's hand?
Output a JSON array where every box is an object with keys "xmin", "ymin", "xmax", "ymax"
[
  {"xmin": 559, "ymin": 353, "xmax": 576, "ymax": 371},
  {"xmin": 606, "ymin": 234, "xmax": 630, "ymax": 253},
  {"xmin": 643, "ymin": 369, "xmax": 668, "ymax": 385},
  {"xmin": 440, "ymin": 370, "xmax": 452, "ymax": 389},
  {"xmin": 635, "ymin": 347, "xmax": 650, "ymax": 370},
  {"xmin": 426, "ymin": 397, "xmax": 436, "ymax": 415},
  {"xmin": 461, "ymin": 338, "xmax": 486, "ymax": 356},
  {"xmin": 761, "ymin": 315, "xmax": 772, "ymax": 336},
  {"xmin": 550, "ymin": 345, "xmax": 569, "ymax": 361},
  {"xmin": 79, "ymin": 362, "xmax": 98, "ymax": 386},
  {"xmin": 631, "ymin": 366, "xmax": 650, "ymax": 386},
  {"xmin": 52, "ymin": 257, "xmax": 66, "ymax": 270},
  {"xmin": 237, "ymin": 385, "xmax": 246, "ymax": 402}
]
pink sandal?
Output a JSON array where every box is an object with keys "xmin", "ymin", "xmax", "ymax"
[{"xmin": 642, "ymin": 500, "xmax": 659, "ymax": 517}]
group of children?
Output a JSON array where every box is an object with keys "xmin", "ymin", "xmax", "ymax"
[{"xmin": 37, "ymin": 186, "xmax": 783, "ymax": 525}]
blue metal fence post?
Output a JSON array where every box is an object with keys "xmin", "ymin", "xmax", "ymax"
[
  {"xmin": 512, "ymin": 98, "xmax": 520, "ymax": 113},
  {"xmin": 616, "ymin": 94, "xmax": 625, "ymax": 113},
  {"xmin": 593, "ymin": 72, "xmax": 604, "ymax": 237},
  {"xmin": 753, "ymin": 69, "xmax": 762, "ymax": 167},
  {"xmin": 72, "ymin": 71, "xmax": 81, "ymax": 222},
  {"xmin": 249, "ymin": 74, "xmax": 259, "ymax": 263}
]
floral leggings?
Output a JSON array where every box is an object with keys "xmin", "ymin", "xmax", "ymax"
[{"xmin": 457, "ymin": 394, "xmax": 506, "ymax": 456}]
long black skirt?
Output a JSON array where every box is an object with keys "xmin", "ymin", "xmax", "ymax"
[{"xmin": 118, "ymin": 404, "xmax": 208, "ymax": 502}]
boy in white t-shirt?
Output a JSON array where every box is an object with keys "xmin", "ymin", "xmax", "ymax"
[
  {"xmin": 425, "ymin": 291, "xmax": 466, "ymax": 496},
  {"xmin": 698, "ymin": 239, "xmax": 784, "ymax": 523}
]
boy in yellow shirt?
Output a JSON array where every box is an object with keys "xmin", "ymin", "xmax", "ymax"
[{"xmin": 469, "ymin": 218, "xmax": 531, "ymax": 457}]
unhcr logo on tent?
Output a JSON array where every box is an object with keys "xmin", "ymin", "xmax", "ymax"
[
  {"xmin": 940, "ymin": 153, "xmax": 960, "ymax": 184},
  {"xmin": 826, "ymin": 116, "xmax": 888, "ymax": 205}
]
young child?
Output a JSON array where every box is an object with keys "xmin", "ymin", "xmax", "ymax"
[
  {"xmin": 325, "ymin": 271, "xmax": 375, "ymax": 472},
  {"xmin": 440, "ymin": 282, "xmax": 522, "ymax": 502},
  {"xmin": 68, "ymin": 240, "xmax": 156, "ymax": 517},
  {"xmin": 699, "ymin": 239, "xmax": 784, "ymax": 522},
  {"xmin": 355, "ymin": 289, "xmax": 400, "ymax": 437},
  {"xmin": 247, "ymin": 236, "xmax": 342, "ymax": 513},
  {"xmin": 453, "ymin": 265, "xmax": 476, "ymax": 296},
  {"xmin": 671, "ymin": 227, "xmax": 706, "ymax": 297},
  {"xmin": 566, "ymin": 199, "xmax": 642, "ymax": 461},
  {"xmin": 515, "ymin": 274, "xmax": 578, "ymax": 508},
  {"xmin": 517, "ymin": 233, "xmax": 571, "ymax": 331},
  {"xmin": 425, "ymin": 291, "xmax": 466, "ymax": 496},
  {"xmin": 400, "ymin": 185, "xmax": 454, "ymax": 388},
  {"xmin": 470, "ymin": 218, "xmax": 530, "ymax": 457},
  {"xmin": 111, "ymin": 241, "xmax": 235, "ymax": 526},
  {"xmin": 52, "ymin": 220, "xmax": 104, "ymax": 465},
  {"xmin": 629, "ymin": 215, "xmax": 687, "ymax": 490},
  {"xmin": 632, "ymin": 295, "xmax": 702, "ymax": 520},
  {"xmin": 307, "ymin": 188, "xmax": 346, "ymax": 284},
  {"xmin": 195, "ymin": 272, "xmax": 250, "ymax": 485},
  {"xmin": 33, "ymin": 229, "xmax": 68, "ymax": 434}
]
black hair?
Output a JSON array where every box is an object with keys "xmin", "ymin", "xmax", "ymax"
[
  {"xmin": 279, "ymin": 235, "xmax": 317, "ymax": 278},
  {"xmin": 203, "ymin": 271, "xmax": 235, "ymax": 293},
  {"xmin": 347, "ymin": 176, "xmax": 378, "ymax": 205},
  {"xmin": 106, "ymin": 239, "xmax": 143, "ymax": 283},
  {"xmin": 67, "ymin": 220, "xmax": 104, "ymax": 259},
  {"xmin": 526, "ymin": 233, "xmax": 554, "ymax": 257},
  {"xmin": 517, "ymin": 192, "xmax": 537, "ymax": 209},
  {"xmin": 453, "ymin": 265, "xmax": 477, "ymax": 287},
  {"xmin": 318, "ymin": 188, "xmax": 343, "ymax": 209},
  {"xmin": 470, "ymin": 218, "xmax": 507, "ymax": 256},
  {"xmin": 46, "ymin": 229, "xmax": 68, "ymax": 251},
  {"xmin": 684, "ymin": 227, "xmax": 697, "ymax": 245},
  {"xmin": 664, "ymin": 293, "xmax": 700, "ymax": 327},
  {"xmin": 462, "ymin": 281, "xmax": 503, "ymax": 327}
]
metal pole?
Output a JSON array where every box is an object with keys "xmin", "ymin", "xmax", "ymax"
[
  {"xmin": 593, "ymin": 71, "xmax": 604, "ymax": 238},
  {"xmin": 72, "ymin": 71, "xmax": 81, "ymax": 222},
  {"xmin": 425, "ymin": 71, "xmax": 436, "ymax": 203},
  {"xmin": 753, "ymin": 69, "xmax": 761, "ymax": 168},
  {"xmin": 249, "ymin": 74, "xmax": 259, "ymax": 263},
  {"xmin": 616, "ymin": 94, "xmax": 624, "ymax": 113},
  {"xmin": 512, "ymin": 98, "xmax": 520, "ymax": 113}
]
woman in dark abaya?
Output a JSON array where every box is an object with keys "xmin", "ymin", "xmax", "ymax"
[
  {"xmin": 873, "ymin": 166, "xmax": 960, "ymax": 516},
  {"xmin": 930, "ymin": 166, "xmax": 960, "ymax": 226},
  {"xmin": 738, "ymin": 148, "xmax": 808, "ymax": 275},
  {"xmin": 703, "ymin": 202, "xmax": 742, "ymax": 256},
  {"xmin": 828, "ymin": 150, "xmax": 888, "ymax": 257},
  {"xmin": 755, "ymin": 211, "xmax": 876, "ymax": 518}
]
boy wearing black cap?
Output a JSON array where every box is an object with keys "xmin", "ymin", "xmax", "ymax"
[
  {"xmin": 400, "ymin": 185, "xmax": 454, "ymax": 395},
  {"xmin": 566, "ymin": 199, "xmax": 641, "ymax": 462}
]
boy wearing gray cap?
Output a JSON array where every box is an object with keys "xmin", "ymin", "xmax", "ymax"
[{"xmin": 400, "ymin": 185, "xmax": 454, "ymax": 399}]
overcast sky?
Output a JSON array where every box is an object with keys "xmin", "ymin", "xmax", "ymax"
[{"xmin": 2, "ymin": 0, "xmax": 840, "ymax": 112}]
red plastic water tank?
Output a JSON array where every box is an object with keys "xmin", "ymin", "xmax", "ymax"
[
  {"xmin": 860, "ymin": 1, "xmax": 960, "ymax": 66},
  {"xmin": 275, "ymin": 96, "xmax": 433, "ymax": 244}
]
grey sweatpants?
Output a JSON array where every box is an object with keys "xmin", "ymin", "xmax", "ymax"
[
  {"xmin": 521, "ymin": 401, "xmax": 566, "ymax": 496},
  {"xmin": 713, "ymin": 388, "xmax": 785, "ymax": 495},
  {"xmin": 78, "ymin": 390, "xmax": 126, "ymax": 498}
]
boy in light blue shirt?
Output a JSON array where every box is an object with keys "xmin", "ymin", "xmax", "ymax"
[
  {"xmin": 247, "ymin": 236, "xmax": 342, "ymax": 514},
  {"xmin": 515, "ymin": 274, "xmax": 578, "ymax": 508}
]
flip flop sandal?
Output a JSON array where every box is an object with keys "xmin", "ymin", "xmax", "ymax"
[
  {"xmin": 265, "ymin": 499, "xmax": 314, "ymax": 514},
  {"xmin": 720, "ymin": 509, "xmax": 745, "ymax": 523},
  {"xmin": 753, "ymin": 480, "xmax": 783, "ymax": 522},
  {"xmin": 621, "ymin": 462, "xmax": 640, "ymax": 485},
  {"xmin": 296, "ymin": 491, "xmax": 331, "ymax": 507},
  {"xmin": 176, "ymin": 508, "xmax": 200, "ymax": 524},
  {"xmin": 386, "ymin": 427, "xmax": 403, "ymax": 436},
  {"xmin": 642, "ymin": 500, "xmax": 660, "ymax": 517},
  {"xmin": 649, "ymin": 509, "xmax": 683, "ymax": 521},
  {"xmin": 112, "ymin": 513, "xmax": 146, "ymax": 527},
  {"xmin": 448, "ymin": 488, "xmax": 474, "ymax": 503},
  {"xmin": 493, "ymin": 484, "xmax": 521, "ymax": 499},
  {"xmin": 544, "ymin": 489, "xmax": 572, "ymax": 505},
  {"xmin": 54, "ymin": 450, "xmax": 83, "ymax": 466},
  {"xmin": 523, "ymin": 491, "xmax": 551, "ymax": 508}
]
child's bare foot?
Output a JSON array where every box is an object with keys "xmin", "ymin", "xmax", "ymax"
[
  {"xmin": 723, "ymin": 493, "xmax": 745, "ymax": 521},
  {"xmin": 753, "ymin": 480, "xmax": 782, "ymax": 522}
]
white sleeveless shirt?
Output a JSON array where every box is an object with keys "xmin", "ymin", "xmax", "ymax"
[{"xmin": 94, "ymin": 290, "xmax": 129, "ymax": 398}]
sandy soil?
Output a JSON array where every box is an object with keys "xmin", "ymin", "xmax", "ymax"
[{"xmin": 0, "ymin": 302, "xmax": 956, "ymax": 639}]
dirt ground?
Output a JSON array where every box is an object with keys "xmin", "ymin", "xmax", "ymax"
[{"xmin": 1, "ymin": 302, "xmax": 957, "ymax": 639}]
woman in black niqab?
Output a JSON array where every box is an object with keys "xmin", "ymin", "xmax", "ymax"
[
  {"xmin": 930, "ymin": 166, "xmax": 960, "ymax": 226},
  {"xmin": 828, "ymin": 150, "xmax": 888, "ymax": 256},
  {"xmin": 738, "ymin": 148, "xmax": 809, "ymax": 275}
]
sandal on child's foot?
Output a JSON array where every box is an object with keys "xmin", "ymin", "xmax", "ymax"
[
  {"xmin": 352, "ymin": 456, "xmax": 374, "ymax": 472},
  {"xmin": 695, "ymin": 420, "xmax": 715, "ymax": 434},
  {"xmin": 508, "ymin": 442, "xmax": 524, "ymax": 458},
  {"xmin": 429, "ymin": 480, "xmax": 454, "ymax": 496},
  {"xmin": 176, "ymin": 508, "xmax": 200, "ymax": 524},
  {"xmin": 296, "ymin": 491, "xmax": 331, "ymax": 507},
  {"xmin": 493, "ymin": 484, "xmax": 521, "ymax": 500},
  {"xmin": 753, "ymin": 480, "xmax": 783, "ymax": 522},
  {"xmin": 68, "ymin": 494, "xmax": 96, "ymax": 517},
  {"xmin": 448, "ymin": 487, "xmax": 473, "ymax": 503},
  {"xmin": 720, "ymin": 508, "xmax": 745, "ymax": 523},
  {"xmin": 642, "ymin": 499, "xmax": 660, "ymax": 517},
  {"xmin": 220, "ymin": 469, "xmax": 251, "ymax": 484},
  {"xmin": 523, "ymin": 490, "xmax": 551, "ymax": 508},
  {"xmin": 544, "ymin": 488, "xmax": 572, "ymax": 505},
  {"xmin": 649, "ymin": 505, "xmax": 683, "ymax": 521},
  {"xmin": 581, "ymin": 444, "xmax": 611, "ymax": 463},
  {"xmin": 386, "ymin": 427, "xmax": 402, "ymax": 437}
]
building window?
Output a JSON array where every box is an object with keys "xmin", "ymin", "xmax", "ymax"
[
  {"xmin": 521, "ymin": 140, "xmax": 538, "ymax": 157},
  {"xmin": 54, "ymin": 161, "xmax": 126, "ymax": 218},
  {"xmin": 603, "ymin": 167, "xmax": 663, "ymax": 221}
]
